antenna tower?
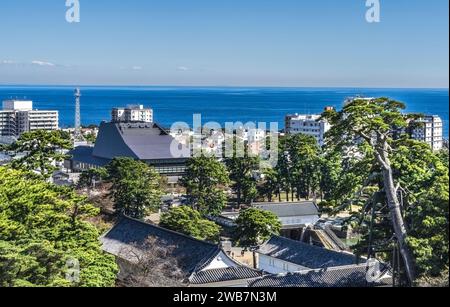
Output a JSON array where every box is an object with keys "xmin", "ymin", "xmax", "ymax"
[{"xmin": 74, "ymin": 88, "xmax": 83, "ymax": 141}]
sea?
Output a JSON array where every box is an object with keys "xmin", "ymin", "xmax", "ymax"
[{"xmin": 0, "ymin": 86, "xmax": 448, "ymax": 137}]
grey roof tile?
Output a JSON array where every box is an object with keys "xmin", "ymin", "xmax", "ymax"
[
  {"xmin": 68, "ymin": 146, "xmax": 110, "ymax": 166},
  {"xmin": 248, "ymin": 264, "xmax": 392, "ymax": 288},
  {"xmin": 93, "ymin": 122, "xmax": 188, "ymax": 161},
  {"xmin": 257, "ymin": 236, "xmax": 358, "ymax": 269},
  {"xmin": 101, "ymin": 216, "xmax": 219, "ymax": 275},
  {"xmin": 189, "ymin": 267, "xmax": 263, "ymax": 285},
  {"xmin": 253, "ymin": 202, "xmax": 319, "ymax": 217}
]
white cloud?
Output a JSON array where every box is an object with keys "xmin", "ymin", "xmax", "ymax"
[
  {"xmin": 31, "ymin": 60, "xmax": 56, "ymax": 67},
  {"xmin": 177, "ymin": 66, "xmax": 189, "ymax": 71},
  {"xmin": 1, "ymin": 60, "xmax": 16, "ymax": 65},
  {"xmin": 132, "ymin": 66, "xmax": 143, "ymax": 71}
]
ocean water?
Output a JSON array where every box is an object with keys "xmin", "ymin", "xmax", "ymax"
[{"xmin": 0, "ymin": 86, "xmax": 448, "ymax": 137}]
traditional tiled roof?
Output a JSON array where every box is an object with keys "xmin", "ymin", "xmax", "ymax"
[
  {"xmin": 253, "ymin": 202, "xmax": 319, "ymax": 217},
  {"xmin": 248, "ymin": 264, "xmax": 391, "ymax": 288},
  {"xmin": 257, "ymin": 236, "xmax": 358, "ymax": 269},
  {"xmin": 101, "ymin": 216, "xmax": 219, "ymax": 275},
  {"xmin": 101, "ymin": 216, "xmax": 264, "ymax": 285},
  {"xmin": 189, "ymin": 267, "xmax": 263, "ymax": 285}
]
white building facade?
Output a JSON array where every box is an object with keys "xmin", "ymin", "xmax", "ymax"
[
  {"xmin": 3, "ymin": 100, "xmax": 33, "ymax": 111},
  {"xmin": 0, "ymin": 111, "xmax": 17, "ymax": 137},
  {"xmin": 112, "ymin": 105, "xmax": 153, "ymax": 123},
  {"xmin": 258, "ymin": 253, "xmax": 310, "ymax": 274},
  {"xmin": 0, "ymin": 100, "xmax": 59, "ymax": 140},
  {"xmin": 285, "ymin": 114, "xmax": 331, "ymax": 146},
  {"xmin": 253, "ymin": 202, "xmax": 320, "ymax": 229},
  {"xmin": 17, "ymin": 110, "xmax": 59, "ymax": 134},
  {"xmin": 256, "ymin": 236, "xmax": 358, "ymax": 275},
  {"xmin": 410, "ymin": 115, "xmax": 443, "ymax": 151}
]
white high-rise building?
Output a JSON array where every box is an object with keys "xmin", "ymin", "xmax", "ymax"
[
  {"xmin": 0, "ymin": 111, "xmax": 17, "ymax": 137},
  {"xmin": 285, "ymin": 110, "xmax": 332, "ymax": 146},
  {"xmin": 410, "ymin": 115, "xmax": 443, "ymax": 151},
  {"xmin": 3, "ymin": 100, "xmax": 33, "ymax": 111},
  {"xmin": 0, "ymin": 100, "xmax": 59, "ymax": 141},
  {"xmin": 112, "ymin": 105, "xmax": 153, "ymax": 123},
  {"xmin": 17, "ymin": 110, "xmax": 59, "ymax": 134}
]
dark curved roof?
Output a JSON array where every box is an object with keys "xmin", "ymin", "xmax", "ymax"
[
  {"xmin": 190, "ymin": 267, "xmax": 263, "ymax": 285},
  {"xmin": 101, "ymin": 216, "xmax": 265, "ymax": 285},
  {"xmin": 101, "ymin": 216, "xmax": 219, "ymax": 275},
  {"xmin": 93, "ymin": 122, "xmax": 188, "ymax": 161},
  {"xmin": 257, "ymin": 236, "xmax": 358, "ymax": 269},
  {"xmin": 248, "ymin": 264, "xmax": 390, "ymax": 288},
  {"xmin": 253, "ymin": 202, "xmax": 319, "ymax": 217},
  {"xmin": 68, "ymin": 146, "xmax": 110, "ymax": 166}
]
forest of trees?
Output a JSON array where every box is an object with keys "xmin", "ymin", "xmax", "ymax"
[{"xmin": 0, "ymin": 97, "xmax": 448, "ymax": 286}]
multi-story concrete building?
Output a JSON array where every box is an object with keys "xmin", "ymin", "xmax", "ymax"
[
  {"xmin": 17, "ymin": 110, "xmax": 59, "ymax": 134},
  {"xmin": 0, "ymin": 111, "xmax": 17, "ymax": 137},
  {"xmin": 0, "ymin": 100, "xmax": 59, "ymax": 140},
  {"xmin": 112, "ymin": 105, "xmax": 153, "ymax": 123},
  {"xmin": 3, "ymin": 100, "xmax": 33, "ymax": 111},
  {"xmin": 410, "ymin": 115, "xmax": 443, "ymax": 151},
  {"xmin": 285, "ymin": 111, "xmax": 331, "ymax": 146}
]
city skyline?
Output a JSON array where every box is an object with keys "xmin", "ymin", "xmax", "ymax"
[{"xmin": 0, "ymin": 0, "xmax": 449, "ymax": 88}]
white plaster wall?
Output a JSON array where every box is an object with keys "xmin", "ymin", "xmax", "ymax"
[
  {"xmin": 201, "ymin": 251, "xmax": 238, "ymax": 271},
  {"xmin": 279, "ymin": 215, "xmax": 319, "ymax": 227},
  {"xmin": 258, "ymin": 254, "xmax": 309, "ymax": 274}
]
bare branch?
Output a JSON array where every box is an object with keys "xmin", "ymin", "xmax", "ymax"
[{"xmin": 119, "ymin": 237, "xmax": 187, "ymax": 287}]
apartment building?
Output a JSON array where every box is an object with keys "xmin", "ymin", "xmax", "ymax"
[
  {"xmin": 410, "ymin": 115, "xmax": 444, "ymax": 151},
  {"xmin": 0, "ymin": 100, "xmax": 59, "ymax": 139},
  {"xmin": 0, "ymin": 111, "xmax": 17, "ymax": 137},
  {"xmin": 285, "ymin": 111, "xmax": 331, "ymax": 146},
  {"xmin": 111, "ymin": 105, "xmax": 153, "ymax": 123}
]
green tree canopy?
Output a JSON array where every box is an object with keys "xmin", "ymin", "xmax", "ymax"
[
  {"xmin": 391, "ymin": 139, "xmax": 448, "ymax": 278},
  {"xmin": 5, "ymin": 130, "xmax": 73, "ymax": 178},
  {"xmin": 107, "ymin": 158, "xmax": 163, "ymax": 219},
  {"xmin": 285, "ymin": 134, "xmax": 322, "ymax": 200},
  {"xmin": 235, "ymin": 208, "xmax": 281, "ymax": 247},
  {"xmin": 318, "ymin": 151, "xmax": 343, "ymax": 202},
  {"xmin": 347, "ymin": 139, "xmax": 449, "ymax": 283},
  {"xmin": 84, "ymin": 133, "xmax": 97, "ymax": 144},
  {"xmin": 258, "ymin": 168, "xmax": 282, "ymax": 202},
  {"xmin": 321, "ymin": 98, "xmax": 449, "ymax": 284},
  {"xmin": 77, "ymin": 167, "xmax": 108, "ymax": 190},
  {"xmin": 160, "ymin": 206, "xmax": 221, "ymax": 243},
  {"xmin": 0, "ymin": 166, "xmax": 118, "ymax": 287},
  {"xmin": 274, "ymin": 136, "xmax": 293, "ymax": 201},
  {"xmin": 180, "ymin": 156, "xmax": 230, "ymax": 216},
  {"xmin": 225, "ymin": 155, "xmax": 260, "ymax": 205}
]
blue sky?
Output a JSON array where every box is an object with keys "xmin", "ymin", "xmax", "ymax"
[{"xmin": 0, "ymin": 0, "xmax": 448, "ymax": 87}]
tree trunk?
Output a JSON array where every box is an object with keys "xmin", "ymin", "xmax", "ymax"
[{"xmin": 377, "ymin": 149, "xmax": 416, "ymax": 285}]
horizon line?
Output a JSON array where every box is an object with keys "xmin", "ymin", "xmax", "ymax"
[{"xmin": 0, "ymin": 84, "xmax": 448, "ymax": 91}]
